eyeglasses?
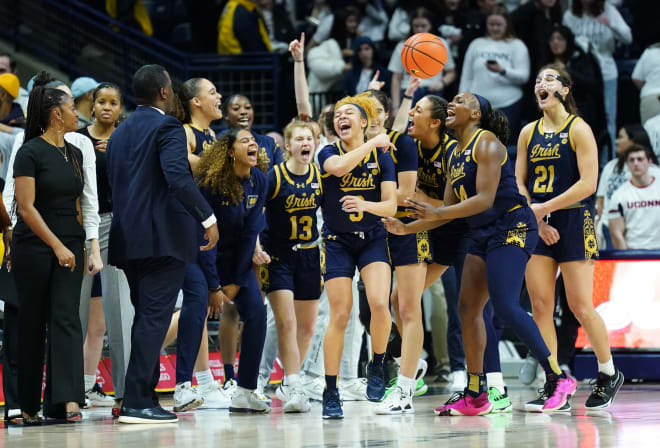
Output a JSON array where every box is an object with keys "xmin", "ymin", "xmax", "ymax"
[{"xmin": 535, "ymin": 73, "xmax": 568, "ymax": 86}]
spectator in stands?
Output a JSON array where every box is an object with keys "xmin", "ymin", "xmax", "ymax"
[
  {"xmin": 597, "ymin": 125, "xmax": 660, "ymax": 248},
  {"xmin": 94, "ymin": 0, "xmax": 153, "ymax": 36},
  {"xmin": 309, "ymin": 1, "xmax": 387, "ymax": 48},
  {"xmin": 307, "ymin": 7, "xmax": 360, "ymax": 99},
  {"xmin": 541, "ymin": 25, "xmax": 607, "ymax": 148},
  {"xmin": 563, "ymin": 0, "xmax": 632, "ymax": 163},
  {"xmin": 0, "ymin": 73, "xmax": 24, "ymax": 130},
  {"xmin": 388, "ymin": 7, "xmax": 456, "ymax": 110},
  {"xmin": 0, "ymin": 53, "xmax": 28, "ymax": 115},
  {"xmin": 632, "ymin": 42, "xmax": 660, "ymax": 125},
  {"xmin": 342, "ymin": 36, "xmax": 390, "ymax": 96},
  {"xmin": 608, "ymin": 144, "xmax": 660, "ymax": 250},
  {"xmin": 387, "ymin": 0, "xmax": 428, "ymax": 43},
  {"xmin": 217, "ymin": 0, "xmax": 272, "ymax": 54},
  {"xmin": 459, "ymin": 5, "xmax": 530, "ymax": 144},
  {"xmin": 644, "ymin": 112, "xmax": 660, "ymax": 158},
  {"xmin": 71, "ymin": 77, "xmax": 100, "ymax": 129},
  {"xmin": 513, "ymin": 0, "xmax": 563, "ymax": 74},
  {"xmin": 256, "ymin": 0, "xmax": 297, "ymax": 53}
]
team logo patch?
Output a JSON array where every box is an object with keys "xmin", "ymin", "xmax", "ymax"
[
  {"xmin": 372, "ymin": 169, "xmax": 379, "ymax": 175},
  {"xmin": 562, "ymin": 139, "xmax": 568, "ymax": 145},
  {"xmin": 247, "ymin": 195, "xmax": 259, "ymax": 208},
  {"xmin": 416, "ymin": 231, "xmax": 432, "ymax": 263},
  {"xmin": 505, "ymin": 222, "xmax": 527, "ymax": 248}
]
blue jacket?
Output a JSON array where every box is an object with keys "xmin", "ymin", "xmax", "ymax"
[{"xmin": 106, "ymin": 106, "xmax": 214, "ymax": 267}]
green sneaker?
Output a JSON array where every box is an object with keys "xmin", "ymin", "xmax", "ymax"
[
  {"xmin": 413, "ymin": 378, "xmax": 428, "ymax": 397},
  {"xmin": 384, "ymin": 377, "xmax": 428, "ymax": 398},
  {"xmin": 488, "ymin": 387, "xmax": 512, "ymax": 413}
]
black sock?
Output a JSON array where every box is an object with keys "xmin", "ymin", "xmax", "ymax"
[
  {"xmin": 372, "ymin": 352, "xmax": 385, "ymax": 366},
  {"xmin": 325, "ymin": 375, "xmax": 337, "ymax": 392},
  {"xmin": 224, "ymin": 364, "xmax": 234, "ymax": 381}
]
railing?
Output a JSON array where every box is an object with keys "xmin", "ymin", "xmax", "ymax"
[{"xmin": 0, "ymin": 0, "xmax": 281, "ymax": 131}]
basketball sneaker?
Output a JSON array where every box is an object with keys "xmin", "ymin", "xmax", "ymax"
[
  {"xmin": 302, "ymin": 374, "xmax": 325, "ymax": 401},
  {"xmin": 322, "ymin": 389, "xmax": 343, "ymax": 419},
  {"xmin": 222, "ymin": 378, "xmax": 237, "ymax": 398},
  {"xmin": 338, "ymin": 377, "xmax": 368, "ymax": 401},
  {"xmin": 585, "ymin": 369, "xmax": 624, "ymax": 409},
  {"xmin": 173, "ymin": 381, "xmax": 204, "ymax": 412},
  {"xmin": 198, "ymin": 381, "xmax": 231, "ymax": 409},
  {"xmin": 375, "ymin": 385, "xmax": 414, "ymax": 415},
  {"xmin": 86, "ymin": 383, "xmax": 115, "ymax": 407},
  {"xmin": 229, "ymin": 387, "xmax": 271, "ymax": 413},
  {"xmin": 282, "ymin": 387, "xmax": 311, "ymax": 413},
  {"xmin": 434, "ymin": 391, "xmax": 493, "ymax": 416},
  {"xmin": 366, "ymin": 362, "xmax": 386, "ymax": 402},
  {"xmin": 488, "ymin": 387, "xmax": 512, "ymax": 414},
  {"xmin": 542, "ymin": 374, "xmax": 577, "ymax": 413}
]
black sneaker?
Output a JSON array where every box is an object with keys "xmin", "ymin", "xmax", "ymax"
[
  {"xmin": 524, "ymin": 382, "xmax": 550, "ymax": 413},
  {"xmin": 366, "ymin": 362, "xmax": 386, "ymax": 402},
  {"xmin": 585, "ymin": 369, "xmax": 624, "ymax": 409},
  {"xmin": 322, "ymin": 389, "xmax": 343, "ymax": 419}
]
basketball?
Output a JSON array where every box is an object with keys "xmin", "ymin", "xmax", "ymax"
[{"xmin": 401, "ymin": 33, "xmax": 448, "ymax": 79}]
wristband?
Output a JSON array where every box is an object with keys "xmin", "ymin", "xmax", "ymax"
[
  {"xmin": 403, "ymin": 94, "xmax": 413, "ymax": 100},
  {"xmin": 209, "ymin": 286, "xmax": 222, "ymax": 293},
  {"xmin": 294, "ymin": 59, "xmax": 304, "ymax": 63}
]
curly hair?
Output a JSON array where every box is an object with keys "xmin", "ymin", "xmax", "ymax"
[
  {"xmin": 194, "ymin": 128, "xmax": 268, "ymax": 204},
  {"xmin": 334, "ymin": 94, "xmax": 379, "ymax": 137}
]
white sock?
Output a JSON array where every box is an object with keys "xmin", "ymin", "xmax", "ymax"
[
  {"xmin": 397, "ymin": 375, "xmax": 415, "ymax": 395},
  {"xmin": 486, "ymin": 372, "xmax": 505, "ymax": 395},
  {"xmin": 598, "ymin": 358, "xmax": 615, "ymax": 376},
  {"xmin": 84, "ymin": 374, "xmax": 96, "ymax": 392},
  {"xmin": 195, "ymin": 369, "xmax": 215, "ymax": 390},
  {"xmin": 285, "ymin": 373, "xmax": 301, "ymax": 388}
]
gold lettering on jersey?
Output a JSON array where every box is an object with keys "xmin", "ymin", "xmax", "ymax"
[
  {"xmin": 505, "ymin": 222, "xmax": 528, "ymax": 248},
  {"xmin": 284, "ymin": 193, "xmax": 318, "ymax": 212},
  {"xmin": 450, "ymin": 162, "xmax": 466, "ymax": 183},
  {"xmin": 202, "ymin": 140, "xmax": 215, "ymax": 152},
  {"xmin": 339, "ymin": 173, "xmax": 375, "ymax": 192},
  {"xmin": 529, "ymin": 143, "xmax": 561, "ymax": 162},
  {"xmin": 418, "ymin": 169, "xmax": 440, "ymax": 188}
]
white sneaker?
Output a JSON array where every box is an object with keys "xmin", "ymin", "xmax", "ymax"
[
  {"xmin": 448, "ymin": 370, "xmax": 467, "ymax": 392},
  {"xmin": 256, "ymin": 374, "xmax": 269, "ymax": 396},
  {"xmin": 229, "ymin": 387, "xmax": 271, "ymax": 413},
  {"xmin": 415, "ymin": 359, "xmax": 428, "ymax": 381},
  {"xmin": 301, "ymin": 374, "xmax": 324, "ymax": 401},
  {"xmin": 85, "ymin": 383, "xmax": 115, "ymax": 407},
  {"xmin": 276, "ymin": 382, "xmax": 290, "ymax": 402},
  {"xmin": 198, "ymin": 382, "xmax": 231, "ymax": 409},
  {"xmin": 173, "ymin": 381, "xmax": 204, "ymax": 412},
  {"xmin": 222, "ymin": 378, "xmax": 237, "ymax": 398},
  {"xmin": 375, "ymin": 385, "xmax": 413, "ymax": 415},
  {"xmin": 338, "ymin": 378, "xmax": 368, "ymax": 401},
  {"xmin": 282, "ymin": 387, "xmax": 311, "ymax": 413}
]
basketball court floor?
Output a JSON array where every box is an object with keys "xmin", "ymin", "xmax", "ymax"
[{"xmin": 3, "ymin": 379, "xmax": 659, "ymax": 448}]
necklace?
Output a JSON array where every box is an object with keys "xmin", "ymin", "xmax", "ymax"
[{"xmin": 42, "ymin": 135, "xmax": 68, "ymax": 161}]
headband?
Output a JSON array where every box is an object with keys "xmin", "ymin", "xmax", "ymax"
[
  {"xmin": 474, "ymin": 94, "xmax": 491, "ymax": 121},
  {"xmin": 347, "ymin": 103, "xmax": 368, "ymax": 120}
]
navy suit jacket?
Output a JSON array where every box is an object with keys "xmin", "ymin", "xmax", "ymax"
[{"xmin": 106, "ymin": 106, "xmax": 213, "ymax": 267}]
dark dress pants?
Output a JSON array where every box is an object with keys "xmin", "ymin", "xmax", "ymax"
[
  {"xmin": 13, "ymin": 237, "xmax": 85, "ymax": 417},
  {"xmin": 122, "ymin": 256, "xmax": 186, "ymax": 409}
]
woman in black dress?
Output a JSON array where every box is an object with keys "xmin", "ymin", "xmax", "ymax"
[{"xmin": 13, "ymin": 73, "xmax": 102, "ymax": 423}]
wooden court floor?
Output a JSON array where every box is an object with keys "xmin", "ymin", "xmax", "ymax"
[{"xmin": 2, "ymin": 380, "xmax": 659, "ymax": 448}]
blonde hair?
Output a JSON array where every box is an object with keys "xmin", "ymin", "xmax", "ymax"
[
  {"xmin": 284, "ymin": 119, "xmax": 317, "ymax": 144},
  {"xmin": 334, "ymin": 95, "xmax": 379, "ymax": 136}
]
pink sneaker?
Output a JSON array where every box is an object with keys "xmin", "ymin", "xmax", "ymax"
[
  {"xmin": 434, "ymin": 392, "xmax": 493, "ymax": 416},
  {"xmin": 542, "ymin": 375, "xmax": 577, "ymax": 413}
]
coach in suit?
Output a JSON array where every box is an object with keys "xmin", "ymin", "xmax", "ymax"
[{"xmin": 107, "ymin": 65, "xmax": 219, "ymax": 424}]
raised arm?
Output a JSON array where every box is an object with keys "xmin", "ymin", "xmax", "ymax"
[
  {"xmin": 321, "ymin": 133, "xmax": 393, "ymax": 177},
  {"xmin": 391, "ymin": 76, "xmax": 421, "ymax": 133},
  {"xmin": 290, "ymin": 33, "xmax": 312, "ymax": 121}
]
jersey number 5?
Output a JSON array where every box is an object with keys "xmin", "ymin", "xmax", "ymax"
[
  {"xmin": 290, "ymin": 216, "xmax": 313, "ymax": 240},
  {"xmin": 533, "ymin": 165, "xmax": 555, "ymax": 194},
  {"xmin": 349, "ymin": 195, "xmax": 365, "ymax": 222}
]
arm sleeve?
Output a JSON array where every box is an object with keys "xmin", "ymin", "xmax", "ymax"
[
  {"xmin": 13, "ymin": 144, "xmax": 37, "ymax": 178},
  {"xmin": 198, "ymin": 244, "xmax": 220, "ymax": 289},
  {"xmin": 501, "ymin": 40, "xmax": 530, "ymax": 85},
  {"xmin": 312, "ymin": 14, "xmax": 333, "ymax": 43},
  {"xmin": 233, "ymin": 173, "xmax": 268, "ymax": 287},
  {"xmin": 388, "ymin": 8, "xmax": 409, "ymax": 42},
  {"xmin": 631, "ymin": 50, "xmax": 648, "ymax": 80},
  {"xmin": 73, "ymin": 135, "xmax": 100, "ymax": 240},
  {"xmin": 607, "ymin": 189, "xmax": 625, "ymax": 219},
  {"xmin": 2, "ymin": 131, "xmax": 23, "ymax": 224},
  {"xmin": 158, "ymin": 118, "xmax": 214, "ymax": 222},
  {"xmin": 307, "ymin": 41, "xmax": 345, "ymax": 82},
  {"xmin": 458, "ymin": 41, "xmax": 476, "ymax": 93},
  {"xmin": 606, "ymin": 4, "xmax": 632, "ymax": 44},
  {"xmin": 387, "ymin": 42, "xmax": 404, "ymax": 75}
]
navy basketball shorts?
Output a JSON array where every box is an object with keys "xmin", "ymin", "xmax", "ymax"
[
  {"xmin": 260, "ymin": 243, "xmax": 322, "ymax": 300},
  {"xmin": 388, "ymin": 229, "xmax": 432, "ymax": 267},
  {"xmin": 533, "ymin": 206, "xmax": 599, "ymax": 262},
  {"xmin": 321, "ymin": 226, "xmax": 390, "ymax": 281},
  {"xmin": 468, "ymin": 206, "xmax": 539, "ymax": 260},
  {"xmin": 429, "ymin": 220, "xmax": 470, "ymax": 267}
]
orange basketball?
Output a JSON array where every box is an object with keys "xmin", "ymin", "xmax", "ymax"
[{"xmin": 401, "ymin": 33, "xmax": 448, "ymax": 79}]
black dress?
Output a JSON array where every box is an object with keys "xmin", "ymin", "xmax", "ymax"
[{"xmin": 12, "ymin": 136, "xmax": 86, "ymax": 417}]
